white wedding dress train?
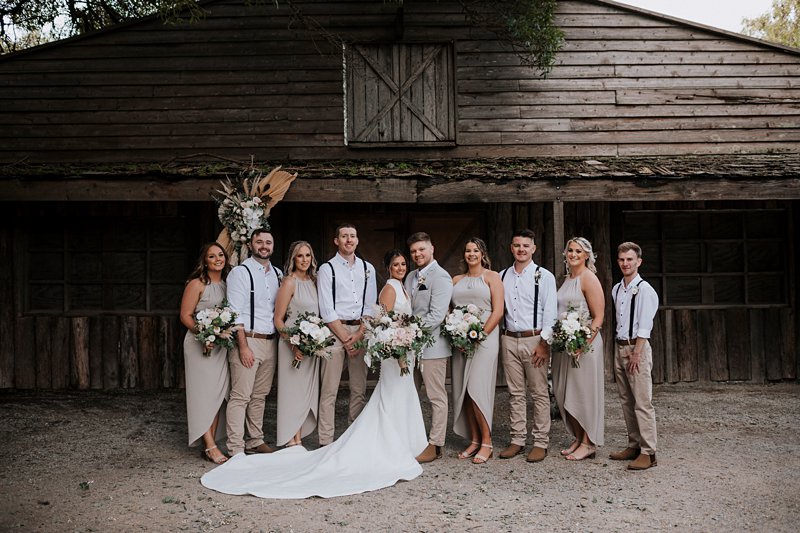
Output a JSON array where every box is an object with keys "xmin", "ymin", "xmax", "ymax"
[{"xmin": 201, "ymin": 278, "xmax": 427, "ymax": 499}]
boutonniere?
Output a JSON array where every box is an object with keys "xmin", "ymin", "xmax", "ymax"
[
  {"xmin": 417, "ymin": 274, "xmax": 427, "ymax": 291},
  {"xmin": 631, "ymin": 286, "xmax": 639, "ymax": 295},
  {"xmin": 534, "ymin": 269, "xmax": 542, "ymax": 283},
  {"xmin": 365, "ymin": 269, "xmax": 371, "ymax": 280}
]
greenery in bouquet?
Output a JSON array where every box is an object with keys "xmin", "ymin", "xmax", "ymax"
[
  {"xmin": 280, "ymin": 311, "xmax": 335, "ymax": 369},
  {"xmin": 359, "ymin": 309, "xmax": 434, "ymax": 376},
  {"xmin": 194, "ymin": 299, "xmax": 240, "ymax": 356},
  {"xmin": 548, "ymin": 303, "xmax": 592, "ymax": 368},
  {"xmin": 214, "ymin": 176, "xmax": 271, "ymax": 261},
  {"xmin": 442, "ymin": 304, "xmax": 487, "ymax": 359}
]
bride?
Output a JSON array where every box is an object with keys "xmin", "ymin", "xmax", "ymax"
[{"xmin": 201, "ymin": 249, "xmax": 428, "ymax": 499}]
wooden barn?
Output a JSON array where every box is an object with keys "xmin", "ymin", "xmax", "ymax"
[{"xmin": 0, "ymin": 0, "xmax": 798, "ymax": 390}]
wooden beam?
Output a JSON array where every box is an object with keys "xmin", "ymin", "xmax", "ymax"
[{"xmin": 3, "ymin": 176, "xmax": 800, "ymax": 203}]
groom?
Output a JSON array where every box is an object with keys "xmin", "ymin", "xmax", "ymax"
[{"xmin": 405, "ymin": 232, "xmax": 453, "ymax": 463}]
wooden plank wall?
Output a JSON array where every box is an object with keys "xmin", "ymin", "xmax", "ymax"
[{"xmin": 1, "ymin": 0, "xmax": 799, "ymax": 163}]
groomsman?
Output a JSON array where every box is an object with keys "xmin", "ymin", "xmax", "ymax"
[
  {"xmin": 497, "ymin": 229, "xmax": 557, "ymax": 463},
  {"xmin": 225, "ymin": 228, "xmax": 282, "ymax": 456},
  {"xmin": 317, "ymin": 223, "xmax": 378, "ymax": 446},
  {"xmin": 611, "ymin": 242, "xmax": 659, "ymax": 470},
  {"xmin": 405, "ymin": 232, "xmax": 453, "ymax": 463}
]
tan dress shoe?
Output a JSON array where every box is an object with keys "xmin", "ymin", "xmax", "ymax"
[
  {"xmin": 609, "ymin": 447, "xmax": 640, "ymax": 461},
  {"xmin": 245, "ymin": 443, "xmax": 275, "ymax": 455},
  {"xmin": 526, "ymin": 447, "xmax": 547, "ymax": 463},
  {"xmin": 627, "ymin": 453, "xmax": 657, "ymax": 470},
  {"xmin": 499, "ymin": 444, "xmax": 523, "ymax": 459},
  {"xmin": 416, "ymin": 444, "xmax": 442, "ymax": 464}
]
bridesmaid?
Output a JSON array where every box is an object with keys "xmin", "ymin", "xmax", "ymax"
[
  {"xmin": 450, "ymin": 238, "xmax": 504, "ymax": 464},
  {"xmin": 379, "ymin": 249, "xmax": 410, "ymax": 312},
  {"xmin": 180, "ymin": 242, "xmax": 232, "ymax": 464},
  {"xmin": 274, "ymin": 241, "xmax": 322, "ymax": 448},
  {"xmin": 552, "ymin": 237, "xmax": 605, "ymax": 461}
]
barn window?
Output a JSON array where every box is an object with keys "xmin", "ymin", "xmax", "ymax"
[
  {"xmin": 344, "ymin": 43, "xmax": 456, "ymax": 147},
  {"xmin": 620, "ymin": 209, "xmax": 788, "ymax": 308},
  {"xmin": 23, "ymin": 214, "xmax": 191, "ymax": 314}
]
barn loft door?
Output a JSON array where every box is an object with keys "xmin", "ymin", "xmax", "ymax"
[{"xmin": 345, "ymin": 43, "xmax": 455, "ymax": 147}]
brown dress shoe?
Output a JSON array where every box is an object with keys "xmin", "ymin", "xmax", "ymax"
[
  {"xmin": 245, "ymin": 443, "xmax": 275, "ymax": 455},
  {"xmin": 609, "ymin": 447, "xmax": 640, "ymax": 461},
  {"xmin": 526, "ymin": 447, "xmax": 547, "ymax": 463},
  {"xmin": 499, "ymin": 444, "xmax": 523, "ymax": 459},
  {"xmin": 627, "ymin": 453, "xmax": 657, "ymax": 470},
  {"xmin": 416, "ymin": 444, "xmax": 442, "ymax": 464}
]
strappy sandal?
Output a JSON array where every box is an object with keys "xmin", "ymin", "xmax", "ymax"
[
  {"xmin": 203, "ymin": 445, "xmax": 228, "ymax": 465},
  {"xmin": 458, "ymin": 441, "xmax": 480, "ymax": 460},
  {"xmin": 560, "ymin": 439, "xmax": 581, "ymax": 456},
  {"xmin": 565, "ymin": 443, "xmax": 596, "ymax": 461},
  {"xmin": 472, "ymin": 444, "xmax": 494, "ymax": 465}
]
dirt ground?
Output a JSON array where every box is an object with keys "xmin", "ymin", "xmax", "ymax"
[{"xmin": 1, "ymin": 381, "xmax": 798, "ymax": 532}]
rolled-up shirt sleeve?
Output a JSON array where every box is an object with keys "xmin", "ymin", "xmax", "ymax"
[
  {"xmin": 317, "ymin": 262, "xmax": 338, "ymax": 323},
  {"xmin": 635, "ymin": 284, "xmax": 659, "ymax": 339},
  {"xmin": 362, "ymin": 262, "xmax": 379, "ymax": 318},
  {"xmin": 225, "ymin": 267, "xmax": 248, "ymax": 326},
  {"xmin": 539, "ymin": 271, "xmax": 558, "ymax": 342}
]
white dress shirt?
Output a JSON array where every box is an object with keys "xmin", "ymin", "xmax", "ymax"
[
  {"xmin": 226, "ymin": 257, "xmax": 282, "ymax": 334},
  {"xmin": 501, "ymin": 262, "xmax": 557, "ymax": 340},
  {"xmin": 317, "ymin": 253, "xmax": 378, "ymax": 323},
  {"xmin": 612, "ymin": 274, "xmax": 659, "ymax": 340}
]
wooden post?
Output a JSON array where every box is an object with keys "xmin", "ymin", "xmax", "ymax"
[
  {"xmin": 749, "ymin": 309, "xmax": 766, "ymax": 384},
  {"xmin": 676, "ymin": 309, "xmax": 698, "ymax": 382},
  {"xmin": 34, "ymin": 316, "xmax": 52, "ymax": 389},
  {"xmin": 120, "ymin": 316, "xmax": 138, "ymax": 388},
  {"xmin": 14, "ymin": 317, "xmax": 35, "ymax": 389},
  {"xmin": 89, "ymin": 317, "xmax": 104, "ymax": 389},
  {"xmin": 138, "ymin": 316, "xmax": 159, "ymax": 389},
  {"xmin": 552, "ymin": 201, "xmax": 565, "ymax": 279},
  {"xmin": 0, "ymin": 228, "xmax": 14, "ymax": 388},
  {"xmin": 102, "ymin": 315, "xmax": 120, "ymax": 389},
  {"xmin": 71, "ymin": 317, "xmax": 90, "ymax": 389},
  {"xmin": 51, "ymin": 317, "xmax": 70, "ymax": 389}
]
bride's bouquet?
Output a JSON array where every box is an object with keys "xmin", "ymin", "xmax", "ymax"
[
  {"xmin": 442, "ymin": 304, "xmax": 487, "ymax": 359},
  {"xmin": 194, "ymin": 300, "xmax": 240, "ymax": 356},
  {"xmin": 547, "ymin": 303, "xmax": 593, "ymax": 368},
  {"xmin": 359, "ymin": 308, "xmax": 434, "ymax": 375},
  {"xmin": 280, "ymin": 311, "xmax": 335, "ymax": 369}
]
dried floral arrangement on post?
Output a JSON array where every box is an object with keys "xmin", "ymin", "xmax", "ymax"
[{"xmin": 213, "ymin": 163, "xmax": 297, "ymax": 265}]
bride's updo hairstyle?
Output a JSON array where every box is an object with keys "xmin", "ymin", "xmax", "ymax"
[{"xmin": 563, "ymin": 237, "xmax": 598, "ymax": 274}]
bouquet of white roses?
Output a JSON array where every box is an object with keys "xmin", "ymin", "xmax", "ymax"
[
  {"xmin": 280, "ymin": 311, "xmax": 335, "ymax": 369},
  {"xmin": 548, "ymin": 303, "xmax": 592, "ymax": 368},
  {"xmin": 216, "ymin": 189, "xmax": 270, "ymax": 259},
  {"xmin": 442, "ymin": 304, "xmax": 487, "ymax": 359},
  {"xmin": 360, "ymin": 308, "xmax": 434, "ymax": 376},
  {"xmin": 194, "ymin": 299, "xmax": 240, "ymax": 356}
]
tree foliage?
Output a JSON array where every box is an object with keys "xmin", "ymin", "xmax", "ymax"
[
  {"xmin": 1, "ymin": 0, "xmax": 563, "ymax": 74},
  {"xmin": 741, "ymin": 0, "xmax": 800, "ymax": 48}
]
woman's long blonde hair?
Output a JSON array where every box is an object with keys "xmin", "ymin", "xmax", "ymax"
[
  {"xmin": 283, "ymin": 240, "xmax": 318, "ymax": 281},
  {"xmin": 563, "ymin": 237, "xmax": 597, "ymax": 275}
]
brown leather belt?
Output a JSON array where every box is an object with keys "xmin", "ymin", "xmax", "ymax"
[
  {"xmin": 503, "ymin": 329, "xmax": 542, "ymax": 338},
  {"xmin": 245, "ymin": 331, "xmax": 276, "ymax": 340},
  {"xmin": 616, "ymin": 338, "xmax": 638, "ymax": 346},
  {"xmin": 341, "ymin": 319, "xmax": 362, "ymax": 326}
]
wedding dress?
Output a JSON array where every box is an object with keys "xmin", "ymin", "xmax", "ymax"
[{"xmin": 201, "ymin": 278, "xmax": 428, "ymax": 499}]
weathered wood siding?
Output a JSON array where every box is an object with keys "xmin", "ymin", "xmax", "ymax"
[{"xmin": 1, "ymin": 0, "xmax": 798, "ymax": 163}]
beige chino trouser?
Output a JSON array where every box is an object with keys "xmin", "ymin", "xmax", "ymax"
[
  {"xmin": 501, "ymin": 335, "xmax": 551, "ymax": 448},
  {"xmin": 614, "ymin": 341, "xmax": 658, "ymax": 455},
  {"xmin": 418, "ymin": 357, "xmax": 449, "ymax": 446},
  {"xmin": 318, "ymin": 324, "xmax": 368, "ymax": 445},
  {"xmin": 225, "ymin": 337, "xmax": 278, "ymax": 455}
]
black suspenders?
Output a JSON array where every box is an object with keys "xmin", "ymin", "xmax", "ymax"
[
  {"xmin": 324, "ymin": 259, "xmax": 369, "ymax": 315},
  {"xmin": 615, "ymin": 280, "xmax": 644, "ymax": 339},
  {"xmin": 242, "ymin": 263, "xmax": 280, "ymax": 332},
  {"xmin": 501, "ymin": 266, "xmax": 541, "ymax": 330}
]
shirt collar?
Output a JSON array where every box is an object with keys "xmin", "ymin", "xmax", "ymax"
[
  {"xmin": 419, "ymin": 260, "xmax": 438, "ymax": 277},
  {"xmin": 622, "ymin": 274, "xmax": 643, "ymax": 289}
]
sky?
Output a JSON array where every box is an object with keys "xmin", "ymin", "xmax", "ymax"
[{"xmin": 616, "ymin": 0, "xmax": 775, "ymax": 34}]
